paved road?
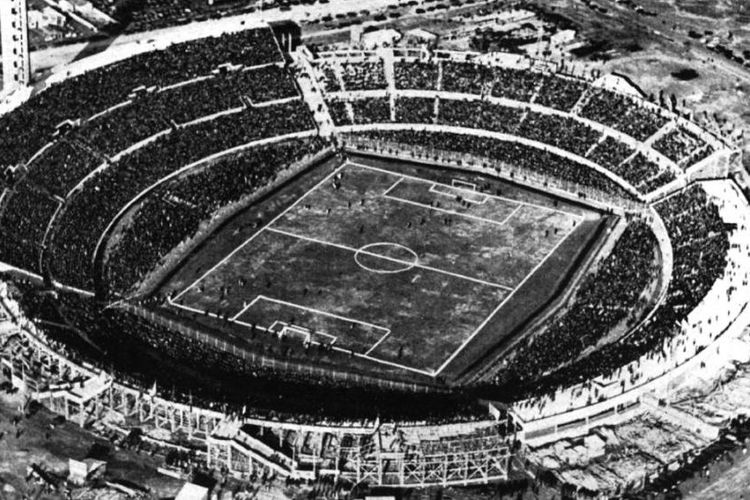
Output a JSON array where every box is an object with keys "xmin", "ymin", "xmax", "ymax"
[{"xmin": 30, "ymin": 0, "xmax": 419, "ymax": 77}]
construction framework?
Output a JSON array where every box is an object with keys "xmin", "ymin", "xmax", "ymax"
[{"xmin": 0, "ymin": 290, "xmax": 511, "ymax": 487}]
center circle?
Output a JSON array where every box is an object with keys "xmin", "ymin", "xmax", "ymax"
[{"xmin": 354, "ymin": 242, "xmax": 419, "ymax": 274}]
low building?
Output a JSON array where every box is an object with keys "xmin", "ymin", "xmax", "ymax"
[
  {"xmin": 404, "ymin": 28, "xmax": 438, "ymax": 48},
  {"xmin": 68, "ymin": 458, "xmax": 107, "ymax": 486},
  {"xmin": 175, "ymin": 482, "xmax": 209, "ymax": 500},
  {"xmin": 28, "ymin": 7, "xmax": 66, "ymax": 30},
  {"xmin": 361, "ymin": 28, "xmax": 401, "ymax": 49},
  {"xmin": 550, "ymin": 29, "xmax": 576, "ymax": 47}
]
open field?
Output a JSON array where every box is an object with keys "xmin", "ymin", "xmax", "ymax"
[{"xmin": 167, "ymin": 158, "xmax": 602, "ymax": 376}]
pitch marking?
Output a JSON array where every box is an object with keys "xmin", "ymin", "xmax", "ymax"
[
  {"xmin": 172, "ymin": 162, "xmax": 348, "ymax": 302},
  {"xmin": 266, "ymin": 226, "xmax": 514, "ymax": 290},
  {"xmin": 353, "ymin": 241, "xmax": 419, "ymax": 274},
  {"xmin": 171, "ymin": 159, "xmax": 586, "ymax": 376},
  {"xmin": 429, "ymin": 182, "xmax": 490, "ymax": 204},
  {"xmin": 499, "ymin": 205, "xmax": 522, "ymax": 225},
  {"xmin": 243, "ymin": 294, "xmax": 391, "ymax": 335},
  {"xmin": 382, "ymin": 192, "xmax": 517, "ymax": 228},
  {"xmin": 451, "ymin": 179, "xmax": 477, "ymax": 190},
  {"xmin": 433, "ymin": 221, "xmax": 581, "ymax": 375},
  {"xmin": 349, "ymin": 160, "xmax": 582, "ymax": 218},
  {"xmin": 365, "ymin": 329, "xmax": 393, "ymax": 356},
  {"xmin": 381, "ymin": 177, "xmax": 404, "ymax": 197}
]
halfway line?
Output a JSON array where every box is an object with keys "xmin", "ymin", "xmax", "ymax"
[{"xmin": 266, "ymin": 226, "xmax": 514, "ymax": 291}]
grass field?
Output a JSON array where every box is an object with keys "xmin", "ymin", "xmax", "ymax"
[{"xmin": 169, "ymin": 159, "xmax": 600, "ymax": 376}]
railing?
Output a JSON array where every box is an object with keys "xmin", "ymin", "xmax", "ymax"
[{"xmin": 123, "ymin": 303, "xmax": 443, "ymax": 394}]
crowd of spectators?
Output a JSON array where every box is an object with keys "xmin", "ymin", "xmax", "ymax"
[
  {"xmin": 487, "ymin": 186, "xmax": 729, "ymax": 400},
  {"xmin": 24, "ymin": 140, "xmax": 100, "ymax": 197},
  {"xmin": 393, "ymin": 60, "xmax": 588, "ymax": 114},
  {"xmin": 578, "ymin": 89, "xmax": 668, "ymax": 141},
  {"xmin": 77, "ymin": 98, "xmax": 173, "ymax": 157},
  {"xmin": 319, "ymin": 58, "xmax": 691, "ymax": 196},
  {"xmin": 0, "ymin": 182, "xmax": 59, "ymax": 273},
  {"xmin": 7, "ymin": 279, "xmax": 485, "ymax": 423},
  {"xmin": 436, "ymin": 61, "xmax": 546, "ymax": 102},
  {"xmin": 441, "ymin": 61, "xmax": 493, "ymax": 95},
  {"xmin": 533, "ymin": 75, "xmax": 588, "ymax": 111},
  {"xmin": 489, "ymin": 66, "xmax": 542, "ymax": 102},
  {"xmin": 653, "ymin": 126, "xmax": 714, "ymax": 169},
  {"xmin": 5, "ymin": 276, "xmax": 102, "ymax": 362},
  {"xmin": 333, "ymin": 93, "xmax": 676, "ymax": 195},
  {"xmin": 687, "ymin": 145, "xmax": 716, "ymax": 169},
  {"xmin": 317, "ymin": 62, "xmax": 343, "ymax": 93},
  {"xmin": 638, "ymin": 170, "xmax": 677, "ymax": 194},
  {"xmin": 394, "ymin": 60, "xmax": 439, "ymax": 90},
  {"xmin": 395, "ymin": 97, "xmax": 436, "ymax": 123},
  {"xmin": 586, "ymin": 136, "xmax": 635, "ymax": 172},
  {"xmin": 516, "ymin": 112, "xmax": 600, "ymax": 157},
  {"xmin": 0, "ymin": 30, "xmax": 296, "ymax": 283},
  {"xmin": 334, "ymin": 58, "xmax": 683, "ymax": 154},
  {"xmin": 351, "ymin": 98, "xmax": 391, "ymax": 124},
  {"xmin": 496, "ymin": 221, "xmax": 658, "ymax": 386},
  {"xmin": 49, "ymin": 101, "xmax": 315, "ymax": 291},
  {"xmin": 0, "ymin": 28, "xmax": 283, "ymax": 168},
  {"xmin": 325, "ymin": 99, "xmax": 352, "ymax": 126},
  {"xmin": 438, "ymin": 98, "xmax": 524, "ymax": 135},
  {"xmin": 242, "ymin": 65, "xmax": 300, "ymax": 103},
  {"xmin": 340, "ymin": 60, "xmax": 388, "ymax": 91},
  {"xmin": 316, "ymin": 59, "xmax": 389, "ymax": 92},
  {"xmin": 588, "ymin": 146, "xmax": 677, "ymax": 195},
  {"xmin": 616, "ymin": 153, "xmax": 675, "ymax": 194},
  {"xmin": 351, "ymin": 130, "xmax": 632, "ymax": 197},
  {"xmin": 344, "ymin": 93, "xmax": 679, "ymax": 195},
  {"xmin": 333, "ymin": 96, "xmax": 396, "ymax": 126},
  {"xmin": 77, "ymin": 65, "xmax": 299, "ymax": 156},
  {"xmin": 89, "ymin": 0, "xmax": 260, "ymax": 33},
  {"xmin": 8, "ymin": 149, "xmax": 728, "ymax": 425},
  {"xmin": 105, "ymin": 137, "xmax": 327, "ymax": 294}
]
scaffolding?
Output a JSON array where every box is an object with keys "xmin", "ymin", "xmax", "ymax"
[{"xmin": 0, "ymin": 309, "xmax": 511, "ymax": 488}]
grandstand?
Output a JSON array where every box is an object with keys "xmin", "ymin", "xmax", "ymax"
[{"xmin": 0, "ymin": 24, "xmax": 748, "ymax": 493}]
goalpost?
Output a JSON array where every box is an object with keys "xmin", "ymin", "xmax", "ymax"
[
  {"xmin": 430, "ymin": 180, "xmax": 490, "ymax": 204},
  {"xmin": 273, "ymin": 322, "xmax": 337, "ymax": 346},
  {"xmin": 451, "ymin": 179, "xmax": 478, "ymax": 191},
  {"xmin": 274, "ymin": 323, "xmax": 312, "ymax": 344}
]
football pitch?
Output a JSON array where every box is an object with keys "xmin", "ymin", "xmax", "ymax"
[{"xmin": 170, "ymin": 160, "xmax": 590, "ymax": 376}]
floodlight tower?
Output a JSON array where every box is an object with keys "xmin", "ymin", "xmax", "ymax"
[{"xmin": 1, "ymin": 0, "xmax": 31, "ymax": 92}]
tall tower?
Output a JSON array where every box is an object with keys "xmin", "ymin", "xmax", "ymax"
[{"xmin": 1, "ymin": 0, "xmax": 31, "ymax": 92}]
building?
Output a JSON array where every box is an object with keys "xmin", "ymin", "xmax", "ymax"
[
  {"xmin": 0, "ymin": 0, "xmax": 32, "ymax": 92},
  {"xmin": 404, "ymin": 28, "xmax": 438, "ymax": 48},
  {"xmin": 27, "ymin": 6, "xmax": 66, "ymax": 30},
  {"xmin": 550, "ymin": 29, "xmax": 576, "ymax": 47},
  {"xmin": 67, "ymin": 458, "xmax": 107, "ymax": 486},
  {"xmin": 360, "ymin": 28, "xmax": 401, "ymax": 49},
  {"xmin": 175, "ymin": 483, "xmax": 209, "ymax": 500}
]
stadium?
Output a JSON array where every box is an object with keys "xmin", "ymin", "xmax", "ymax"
[{"xmin": 1, "ymin": 18, "xmax": 749, "ymax": 497}]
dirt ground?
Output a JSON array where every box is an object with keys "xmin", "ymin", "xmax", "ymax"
[
  {"xmin": 685, "ymin": 447, "xmax": 750, "ymax": 500},
  {"xmin": 0, "ymin": 392, "xmax": 184, "ymax": 499},
  {"xmin": 536, "ymin": 0, "xmax": 750, "ymax": 170}
]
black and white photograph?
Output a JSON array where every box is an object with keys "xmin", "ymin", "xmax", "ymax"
[{"xmin": 0, "ymin": 0, "xmax": 749, "ymax": 498}]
